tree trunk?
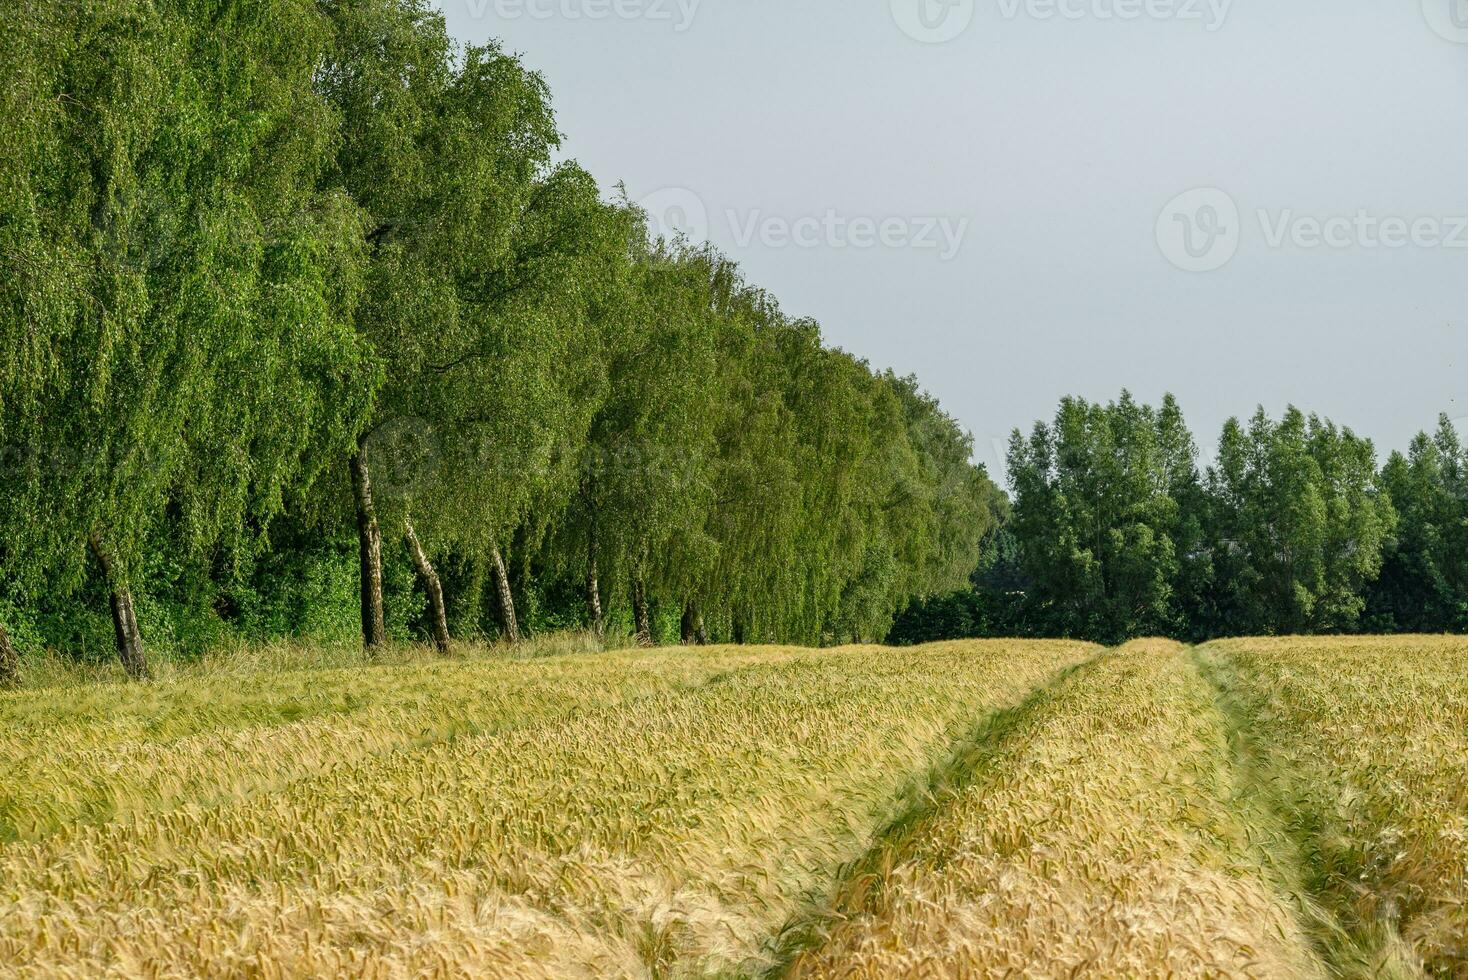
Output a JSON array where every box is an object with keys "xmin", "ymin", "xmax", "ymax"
[
  {"xmin": 490, "ymin": 546, "xmax": 520, "ymax": 644},
  {"xmin": 681, "ymin": 601, "xmax": 707, "ymax": 646},
  {"xmin": 731, "ymin": 615, "xmax": 747, "ymax": 646},
  {"xmin": 0, "ymin": 619, "xmax": 19, "ymax": 689},
  {"xmin": 586, "ymin": 559, "xmax": 604, "ymax": 637},
  {"xmin": 583, "ymin": 481, "xmax": 604, "ymax": 637},
  {"xmin": 88, "ymin": 532, "xmax": 149, "ymax": 681},
  {"xmin": 632, "ymin": 573, "xmax": 654, "ymax": 648},
  {"xmin": 350, "ymin": 437, "xmax": 386, "ymax": 650},
  {"xmin": 404, "ymin": 516, "xmax": 450, "ymax": 653}
]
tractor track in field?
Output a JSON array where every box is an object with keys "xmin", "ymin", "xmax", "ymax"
[
  {"xmin": 766, "ymin": 640, "xmax": 1393, "ymax": 979},
  {"xmin": 759, "ymin": 650, "xmax": 1108, "ymax": 977},
  {"xmin": 1193, "ymin": 644, "xmax": 1427, "ymax": 980}
]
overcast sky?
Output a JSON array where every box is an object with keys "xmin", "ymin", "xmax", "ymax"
[{"xmin": 438, "ymin": 0, "xmax": 1467, "ymax": 481}]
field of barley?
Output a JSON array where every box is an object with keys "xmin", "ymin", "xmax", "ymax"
[{"xmin": 3, "ymin": 635, "xmax": 1467, "ymax": 978}]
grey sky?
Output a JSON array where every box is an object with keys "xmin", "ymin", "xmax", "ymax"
[{"xmin": 438, "ymin": 0, "xmax": 1467, "ymax": 482}]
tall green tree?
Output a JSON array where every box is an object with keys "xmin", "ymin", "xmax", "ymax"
[
  {"xmin": 318, "ymin": 0, "xmax": 629, "ymax": 649},
  {"xmin": 1, "ymin": 0, "xmax": 372, "ymax": 678},
  {"xmin": 1203, "ymin": 407, "xmax": 1393, "ymax": 635},
  {"xmin": 687, "ymin": 279, "xmax": 803, "ymax": 643},
  {"xmin": 1369, "ymin": 417, "xmax": 1468, "ymax": 631},
  {"xmin": 887, "ymin": 373, "xmax": 996, "ymax": 602},
  {"xmin": 1006, "ymin": 392, "xmax": 1195, "ymax": 643},
  {"xmin": 547, "ymin": 236, "xmax": 722, "ymax": 642},
  {"xmin": 767, "ymin": 326, "xmax": 888, "ymax": 642}
]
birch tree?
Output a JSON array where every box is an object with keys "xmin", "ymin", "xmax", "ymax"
[{"xmin": 1, "ymin": 0, "xmax": 372, "ymax": 677}]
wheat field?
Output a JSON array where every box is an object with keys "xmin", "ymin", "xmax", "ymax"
[
  {"xmin": 1198, "ymin": 636, "xmax": 1468, "ymax": 978},
  {"xmin": 3, "ymin": 636, "xmax": 1467, "ymax": 978}
]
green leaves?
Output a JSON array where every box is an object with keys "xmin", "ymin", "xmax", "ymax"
[
  {"xmin": 0, "ymin": 0, "xmax": 378, "ymax": 676},
  {"xmin": 1, "ymin": 0, "xmax": 372, "ymax": 585},
  {"xmin": 1367, "ymin": 416, "xmax": 1468, "ymax": 632},
  {"xmin": 1007, "ymin": 392, "xmax": 1192, "ymax": 644},
  {"xmin": 1203, "ymin": 407, "xmax": 1393, "ymax": 635},
  {"xmin": 1000, "ymin": 393, "xmax": 1403, "ymax": 643},
  {"xmin": 0, "ymin": 0, "xmax": 1000, "ymax": 656}
]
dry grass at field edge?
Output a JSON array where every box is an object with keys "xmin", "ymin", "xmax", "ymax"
[{"xmin": 0, "ymin": 630, "xmax": 616, "ymax": 693}]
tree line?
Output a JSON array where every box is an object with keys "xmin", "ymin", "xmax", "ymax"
[
  {"xmin": 891, "ymin": 392, "xmax": 1468, "ymax": 646},
  {"xmin": 0, "ymin": 0, "xmax": 994, "ymax": 684}
]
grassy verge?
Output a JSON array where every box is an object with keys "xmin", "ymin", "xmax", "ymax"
[{"xmin": 3, "ymin": 629, "xmax": 614, "ymax": 693}]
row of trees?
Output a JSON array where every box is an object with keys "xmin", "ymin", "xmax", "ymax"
[
  {"xmin": 892, "ymin": 392, "xmax": 1466, "ymax": 645},
  {"xmin": 0, "ymin": 0, "xmax": 993, "ymax": 684}
]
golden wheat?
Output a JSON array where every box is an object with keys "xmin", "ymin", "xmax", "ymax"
[
  {"xmin": 0, "ymin": 639, "xmax": 1093, "ymax": 977},
  {"xmin": 1199, "ymin": 635, "xmax": 1468, "ymax": 977},
  {"xmin": 12, "ymin": 635, "xmax": 1463, "ymax": 978},
  {"xmin": 0, "ymin": 646, "xmax": 804, "ymax": 844},
  {"xmin": 785, "ymin": 639, "xmax": 1329, "ymax": 980}
]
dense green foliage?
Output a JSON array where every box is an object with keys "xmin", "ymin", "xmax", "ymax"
[
  {"xmin": 0, "ymin": 0, "xmax": 992, "ymax": 678},
  {"xmin": 893, "ymin": 392, "xmax": 1460, "ymax": 646},
  {"xmin": 1369, "ymin": 419, "xmax": 1468, "ymax": 632},
  {"xmin": 1, "ymin": 0, "xmax": 374, "ymax": 679},
  {"xmin": 1004, "ymin": 393, "xmax": 1195, "ymax": 642}
]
